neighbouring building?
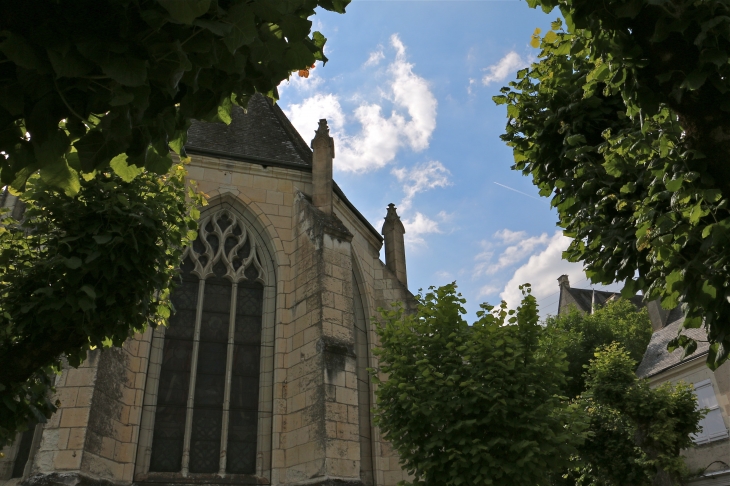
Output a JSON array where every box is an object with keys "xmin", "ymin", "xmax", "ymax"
[
  {"xmin": 637, "ymin": 311, "xmax": 730, "ymax": 485},
  {"xmin": 556, "ymin": 274, "xmax": 644, "ymax": 315},
  {"xmin": 0, "ymin": 94, "xmax": 414, "ymax": 486},
  {"xmin": 557, "ymin": 275, "xmax": 730, "ymax": 485}
]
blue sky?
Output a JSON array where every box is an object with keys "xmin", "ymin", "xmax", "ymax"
[{"xmin": 277, "ymin": 0, "xmax": 623, "ymax": 319}]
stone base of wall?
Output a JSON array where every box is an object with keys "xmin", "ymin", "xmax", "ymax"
[
  {"xmin": 22, "ymin": 473, "xmax": 121, "ymax": 486},
  {"xmin": 293, "ymin": 480, "xmax": 364, "ymax": 486}
]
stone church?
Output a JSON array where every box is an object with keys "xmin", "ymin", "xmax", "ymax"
[{"xmin": 0, "ymin": 94, "xmax": 413, "ymax": 486}]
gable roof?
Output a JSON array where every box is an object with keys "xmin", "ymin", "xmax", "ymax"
[
  {"xmin": 562, "ymin": 287, "xmax": 644, "ymax": 314},
  {"xmin": 636, "ymin": 311, "xmax": 708, "ymax": 378},
  {"xmin": 184, "ymin": 94, "xmax": 383, "ymax": 243},
  {"xmin": 186, "ymin": 93, "xmax": 313, "ymax": 167}
]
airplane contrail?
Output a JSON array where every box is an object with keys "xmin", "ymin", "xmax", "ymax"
[{"xmin": 493, "ymin": 182, "xmax": 540, "ymax": 200}]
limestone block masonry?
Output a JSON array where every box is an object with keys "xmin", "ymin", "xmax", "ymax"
[{"xmin": 1, "ymin": 97, "xmax": 415, "ymax": 486}]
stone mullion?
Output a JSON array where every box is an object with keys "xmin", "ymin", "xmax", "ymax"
[
  {"xmin": 181, "ymin": 278, "xmax": 206, "ymax": 476},
  {"xmin": 218, "ymin": 281, "xmax": 238, "ymax": 475}
]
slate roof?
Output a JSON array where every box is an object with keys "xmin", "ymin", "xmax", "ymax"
[
  {"xmin": 636, "ymin": 312, "xmax": 709, "ymax": 378},
  {"xmin": 186, "ymin": 93, "xmax": 313, "ymax": 167},
  {"xmin": 564, "ymin": 287, "xmax": 645, "ymax": 313}
]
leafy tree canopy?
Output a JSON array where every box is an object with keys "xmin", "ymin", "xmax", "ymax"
[
  {"xmin": 371, "ymin": 284, "xmax": 587, "ymax": 485},
  {"xmin": 0, "ymin": 0, "xmax": 348, "ymax": 195},
  {"xmin": 546, "ymin": 299, "xmax": 652, "ymax": 398},
  {"xmin": 0, "ymin": 166, "xmax": 200, "ymax": 447},
  {"xmin": 496, "ymin": 0, "xmax": 730, "ymax": 368},
  {"xmin": 371, "ymin": 285, "xmax": 702, "ymax": 486},
  {"xmin": 566, "ymin": 344, "xmax": 703, "ymax": 486}
]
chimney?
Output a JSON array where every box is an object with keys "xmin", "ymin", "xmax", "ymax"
[
  {"xmin": 646, "ymin": 299, "xmax": 670, "ymax": 332},
  {"xmin": 591, "ymin": 289, "xmax": 596, "ymax": 315},
  {"xmin": 557, "ymin": 274, "xmax": 570, "ymax": 315},
  {"xmin": 381, "ymin": 203, "xmax": 407, "ymax": 288},
  {"xmin": 311, "ymin": 119, "xmax": 335, "ymax": 215}
]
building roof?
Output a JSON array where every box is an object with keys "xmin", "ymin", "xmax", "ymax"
[
  {"xmin": 186, "ymin": 94, "xmax": 313, "ymax": 167},
  {"xmin": 636, "ymin": 313, "xmax": 709, "ymax": 378},
  {"xmin": 561, "ymin": 286, "xmax": 644, "ymax": 314},
  {"xmin": 184, "ymin": 93, "xmax": 383, "ymax": 243}
]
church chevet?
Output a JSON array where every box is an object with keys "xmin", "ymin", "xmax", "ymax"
[{"xmin": 0, "ymin": 94, "xmax": 415, "ymax": 486}]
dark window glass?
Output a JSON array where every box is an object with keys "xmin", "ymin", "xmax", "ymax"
[
  {"xmin": 11, "ymin": 421, "xmax": 37, "ymax": 478},
  {"xmin": 353, "ymin": 273, "xmax": 374, "ymax": 486},
  {"xmin": 226, "ymin": 283, "xmax": 263, "ymax": 474},
  {"xmin": 189, "ymin": 271, "xmax": 229, "ymax": 473},
  {"xmin": 149, "ymin": 260, "xmax": 198, "ymax": 473}
]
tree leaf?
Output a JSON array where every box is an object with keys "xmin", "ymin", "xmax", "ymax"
[
  {"xmin": 47, "ymin": 48, "xmax": 94, "ymax": 78},
  {"xmin": 39, "ymin": 157, "xmax": 81, "ymax": 197},
  {"xmin": 223, "ymin": 4, "xmax": 257, "ymax": 52},
  {"xmin": 79, "ymin": 285, "xmax": 97, "ymax": 299},
  {"xmin": 158, "ymin": 0, "xmax": 211, "ymax": 24},
  {"xmin": 681, "ymin": 71, "xmax": 709, "ymax": 91},
  {"xmin": 665, "ymin": 176, "xmax": 683, "ymax": 192},
  {"xmin": 64, "ymin": 257, "xmax": 82, "ymax": 269},
  {"xmin": 0, "ymin": 33, "xmax": 45, "ymax": 71},
  {"xmin": 144, "ymin": 148, "xmax": 173, "ymax": 175},
  {"xmin": 99, "ymin": 55, "xmax": 148, "ymax": 87},
  {"xmin": 280, "ymin": 15, "xmax": 312, "ymax": 41},
  {"xmin": 702, "ymin": 281, "xmax": 717, "ymax": 299},
  {"xmin": 110, "ymin": 153, "xmax": 144, "ymax": 182}
]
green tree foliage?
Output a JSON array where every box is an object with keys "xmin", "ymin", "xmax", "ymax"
[
  {"xmin": 568, "ymin": 344, "xmax": 703, "ymax": 486},
  {"xmin": 495, "ymin": 0, "xmax": 730, "ymax": 368},
  {"xmin": 0, "ymin": 165, "xmax": 200, "ymax": 447},
  {"xmin": 371, "ymin": 284, "xmax": 586, "ymax": 485},
  {"xmin": 0, "ymin": 0, "xmax": 348, "ymax": 195},
  {"xmin": 545, "ymin": 299, "xmax": 652, "ymax": 397}
]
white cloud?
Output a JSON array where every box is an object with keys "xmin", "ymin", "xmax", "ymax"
[
  {"xmin": 494, "ymin": 228, "xmax": 527, "ymax": 245},
  {"xmin": 477, "ymin": 284, "xmax": 502, "ymax": 299},
  {"xmin": 472, "ymin": 240, "xmax": 495, "ymax": 279},
  {"xmin": 500, "ymin": 232, "xmax": 585, "ymax": 312},
  {"xmin": 403, "ymin": 212, "xmax": 442, "ymax": 248},
  {"xmin": 382, "ymin": 160, "xmax": 452, "ymax": 247},
  {"xmin": 284, "ymin": 93, "xmax": 345, "ymax": 142},
  {"xmin": 392, "ymin": 160, "xmax": 451, "ymax": 212},
  {"xmin": 491, "ymin": 232, "xmax": 550, "ymax": 274},
  {"xmin": 364, "ymin": 46, "xmax": 385, "ymax": 66},
  {"xmin": 472, "ymin": 229, "xmax": 549, "ymax": 278},
  {"xmin": 467, "ymin": 77, "xmax": 477, "ymax": 95},
  {"xmin": 388, "ymin": 35, "xmax": 437, "ymax": 152},
  {"xmin": 481, "ymin": 51, "xmax": 529, "ymax": 86},
  {"xmin": 284, "ymin": 34, "xmax": 437, "ymax": 173}
]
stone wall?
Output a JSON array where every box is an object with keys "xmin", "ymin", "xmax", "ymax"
[
  {"xmin": 15, "ymin": 331, "xmax": 153, "ymax": 486},
  {"xmin": 4, "ymin": 155, "xmax": 410, "ymax": 486}
]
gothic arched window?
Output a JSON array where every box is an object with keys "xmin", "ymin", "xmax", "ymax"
[{"xmin": 136, "ymin": 208, "xmax": 274, "ymax": 480}]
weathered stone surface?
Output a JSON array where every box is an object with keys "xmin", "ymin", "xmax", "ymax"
[
  {"xmin": 5, "ymin": 101, "xmax": 415, "ymax": 486},
  {"xmin": 21, "ymin": 472, "xmax": 118, "ymax": 486}
]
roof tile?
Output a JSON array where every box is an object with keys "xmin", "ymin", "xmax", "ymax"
[
  {"xmin": 636, "ymin": 315, "xmax": 709, "ymax": 378},
  {"xmin": 186, "ymin": 93, "xmax": 313, "ymax": 166}
]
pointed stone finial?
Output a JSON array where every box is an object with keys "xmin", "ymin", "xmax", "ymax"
[
  {"xmin": 311, "ymin": 119, "xmax": 335, "ymax": 214},
  {"xmin": 381, "ymin": 203, "xmax": 407, "ymax": 288},
  {"xmin": 558, "ymin": 274, "xmax": 570, "ymax": 289}
]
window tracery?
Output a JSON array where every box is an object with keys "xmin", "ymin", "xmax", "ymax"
[{"xmin": 143, "ymin": 208, "xmax": 270, "ymax": 478}]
